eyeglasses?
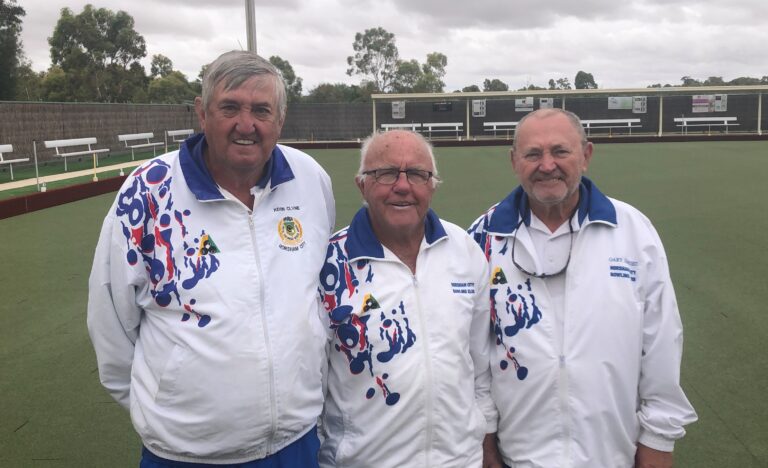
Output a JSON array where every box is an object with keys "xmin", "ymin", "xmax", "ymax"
[
  {"xmin": 511, "ymin": 208, "xmax": 576, "ymax": 279},
  {"xmin": 361, "ymin": 168, "xmax": 436, "ymax": 185}
]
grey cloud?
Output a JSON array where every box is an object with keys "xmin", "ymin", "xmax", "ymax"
[{"xmin": 388, "ymin": 0, "xmax": 630, "ymax": 28}]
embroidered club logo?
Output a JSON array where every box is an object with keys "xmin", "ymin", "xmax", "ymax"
[
  {"xmin": 361, "ymin": 293, "xmax": 380, "ymax": 313},
  {"xmin": 278, "ymin": 216, "xmax": 305, "ymax": 251},
  {"xmin": 198, "ymin": 233, "xmax": 220, "ymax": 256},
  {"xmin": 492, "ymin": 266, "xmax": 508, "ymax": 285}
]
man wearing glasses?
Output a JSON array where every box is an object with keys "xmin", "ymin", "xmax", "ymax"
[
  {"xmin": 469, "ymin": 109, "xmax": 697, "ymax": 468},
  {"xmin": 318, "ymin": 130, "xmax": 498, "ymax": 467}
]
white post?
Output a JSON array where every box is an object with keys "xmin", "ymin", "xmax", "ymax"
[
  {"xmin": 371, "ymin": 99, "xmax": 376, "ymax": 135},
  {"xmin": 245, "ymin": 0, "xmax": 257, "ymax": 53},
  {"xmin": 33, "ymin": 140, "xmax": 41, "ymax": 191},
  {"xmin": 658, "ymin": 96, "xmax": 664, "ymax": 137},
  {"xmin": 465, "ymin": 100, "xmax": 470, "ymax": 140}
]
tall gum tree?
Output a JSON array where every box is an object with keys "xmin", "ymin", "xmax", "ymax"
[{"xmin": 48, "ymin": 4, "xmax": 147, "ymax": 102}]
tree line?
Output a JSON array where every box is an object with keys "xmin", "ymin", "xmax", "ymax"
[{"xmin": 1, "ymin": 2, "xmax": 766, "ymax": 104}]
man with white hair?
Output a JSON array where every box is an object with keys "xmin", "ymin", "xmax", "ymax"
[{"xmin": 318, "ymin": 130, "xmax": 497, "ymax": 467}]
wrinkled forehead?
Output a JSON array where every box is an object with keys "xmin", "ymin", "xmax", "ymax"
[
  {"xmin": 515, "ymin": 114, "xmax": 583, "ymax": 151},
  {"xmin": 213, "ymin": 75, "xmax": 277, "ymax": 101},
  {"xmin": 365, "ymin": 133, "xmax": 433, "ymax": 169}
]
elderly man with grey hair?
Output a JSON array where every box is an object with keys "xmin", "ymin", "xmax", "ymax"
[
  {"xmin": 88, "ymin": 50, "xmax": 335, "ymax": 466},
  {"xmin": 318, "ymin": 130, "xmax": 498, "ymax": 467},
  {"xmin": 470, "ymin": 108, "xmax": 697, "ymax": 468}
]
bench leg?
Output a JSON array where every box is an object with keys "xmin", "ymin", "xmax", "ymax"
[{"xmin": 9, "ymin": 164, "xmax": 14, "ymax": 180}]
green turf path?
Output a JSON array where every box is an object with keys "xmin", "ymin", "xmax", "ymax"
[
  {"xmin": 0, "ymin": 149, "xmax": 160, "ymax": 199},
  {"xmin": 1, "ymin": 141, "xmax": 766, "ymax": 466}
]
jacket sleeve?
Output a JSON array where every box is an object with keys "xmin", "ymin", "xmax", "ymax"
[
  {"xmin": 319, "ymin": 167, "xmax": 336, "ymax": 234},
  {"xmin": 467, "ymin": 212, "xmax": 490, "ymax": 255},
  {"xmin": 87, "ymin": 210, "xmax": 142, "ymax": 410},
  {"xmin": 636, "ymin": 227, "xmax": 698, "ymax": 451},
  {"xmin": 468, "ymin": 241, "xmax": 499, "ymax": 434}
]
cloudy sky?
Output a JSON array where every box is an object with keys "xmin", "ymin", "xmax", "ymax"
[{"xmin": 19, "ymin": 0, "xmax": 768, "ymax": 93}]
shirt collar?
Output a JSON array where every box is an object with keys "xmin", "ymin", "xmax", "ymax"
[
  {"xmin": 487, "ymin": 176, "xmax": 617, "ymax": 234},
  {"xmin": 179, "ymin": 133, "xmax": 295, "ymax": 201},
  {"xmin": 345, "ymin": 207, "xmax": 448, "ymax": 260}
]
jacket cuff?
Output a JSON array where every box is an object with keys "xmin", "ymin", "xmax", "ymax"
[
  {"xmin": 638, "ymin": 428, "xmax": 676, "ymax": 452},
  {"xmin": 485, "ymin": 413, "xmax": 498, "ymax": 434}
]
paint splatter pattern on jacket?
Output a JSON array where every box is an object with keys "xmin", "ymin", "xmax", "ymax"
[
  {"xmin": 115, "ymin": 159, "xmax": 219, "ymax": 327},
  {"xmin": 319, "ymin": 229, "xmax": 417, "ymax": 406}
]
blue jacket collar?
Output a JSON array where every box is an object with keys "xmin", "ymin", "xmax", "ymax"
[
  {"xmin": 179, "ymin": 133, "xmax": 295, "ymax": 201},
  {"xmin": 487, "ymin": 176, "xmax": 617, "ymax": 234},
  {"xmin": 345, "ymin": 207, "xmax": 448, "ymax": 260}
]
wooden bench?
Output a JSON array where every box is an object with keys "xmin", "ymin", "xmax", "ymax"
[
  {"xmin": 422, "ymin": 122, "xmax": 463, "ymax": 138},
  {"xmin": 581, "ymin": 119, "xmax": 642, "ymax": 136},
  {"xmin": 43, "ymin": 137, "xmax": 110, "ymax": 172},
  {"xmin": 165, "ymin": 129, "xmax": 195, "ymax": 151},
  {"xmin": 483, "ymin": 121, "xmax": 519, "ymax": 138},
  {"xmin": 0, "ymin": 144, "xmax": 30, "ymax": 181},
  {"xmin": 118, "ymin": 132, "xmax": 164, "ymax": 160},
  {"xmin": 381, "ymin": 123, "xmax": 421, "ymax": 132},
  {"xmin": 674, "ymin": 116, "xmax": 739, "ymax": 134}
]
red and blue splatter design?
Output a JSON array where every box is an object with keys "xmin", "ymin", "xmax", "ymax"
[
  {"xmin": 116, "ymin": 159, "xmax": 219, "ymax": 328},
  {"xmin": 486, "ymin": 237, "xmax": 541, "ymax": 380},
  {"xmin": 320, "ymin": 231, "xmax": 417, "ymax": 406}
]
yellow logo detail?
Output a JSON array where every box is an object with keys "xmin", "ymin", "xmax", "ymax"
[
  {"xmin": 360, "ymin": 293, "xmax": 380, "ymax": 314},
  {"xmin": 278, "ymin": 216, "xmax": 304, "ymax": 247},
  {"xmin": 492, "ymin": 266, "xmax": 507, "ymax": 285}
]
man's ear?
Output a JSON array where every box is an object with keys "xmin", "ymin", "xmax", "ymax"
[
  {"xmin": 510, "ymin": 148, "xmax": 518, "ymax": 171},
  {"xmin": 355, "ymin": 175, "xmax": 366, "ymax": 198},
  {"xmin": 194, "ymin": 97, "xmax": 206, "ymax": 132},
  {"xmin": 582, "ymin": 142, "xmax": 594, "ymax": 172}
]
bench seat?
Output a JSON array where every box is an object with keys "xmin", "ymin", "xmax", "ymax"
[
  {"xmin": 44, "ymin": 137, "xmax": 110, "ymax": 171},
  {"xmin": 118, "ymin": 132, "xmax": 163, "ymax": 159},
  {"xmin": 165, "ymin": 129, "xmax": 195, "ymax": 151},
  {"xmin": 422, "ymin": 122, "xmax": 463, "ymax": 138},
  {"xmin": 0, "ymin": 144, "xmax": 30, "ymax": 180},
  {"xmin": 674, "ymin": 117, "xmax": 738, "ymax": 134}
]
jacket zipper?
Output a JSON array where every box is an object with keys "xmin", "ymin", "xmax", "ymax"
[
  {"xmin": 248, "ymin": 214, "xmax": 278, "ymax": 455},
  {"xmin": 558, "ymin": 354, "xmax": 571, "ymax": 466},
  {"xmin": 559, "ymin": 225, "xmax": 578, "ymax": 467},
  {"xmin": 412, "ymin": 273, "xmax": 434, "ymax": 467}
]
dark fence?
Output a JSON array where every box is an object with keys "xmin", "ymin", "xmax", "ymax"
[
  {"xmin": 281, "ymin": 102, "xmax": 372, "ymax": 141},
  {"xmin": 375, "ymin": 92, "xmax": 767, "ymax": 138},
  {"xmin": 0, "ymin": 101, "xmax": 374, "ymax": 166},
  {"xmin": 2, "ymin": 93, "xmax": 765, "ymax": 169},
  {"xmin": 0, "ymin": 101, "xmax": 199, "ymax": 164}
]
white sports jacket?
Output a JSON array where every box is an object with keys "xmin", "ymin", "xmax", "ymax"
[
  {"xmin": 88, "ymin": 134, "xmax": 335, "ymax": 464},
  {"xmin": 318, "ymin": 208, "xmax": 497, "ymax": 468},
  {"xmin": 468, "ymin": 177, "xmax": 697, "ymax": 468}
]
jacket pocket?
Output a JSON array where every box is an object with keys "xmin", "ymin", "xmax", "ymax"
[
  {"xmin": 471, "ymin": 403, "xmax": 487, "ymax": 441},
  {"xmin": 154, "ymin": 343, "xmax": 187, "ymax": 403}
]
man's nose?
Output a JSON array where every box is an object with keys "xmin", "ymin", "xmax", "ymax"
[
  {"xmin": 235, "ymin": 109, "xmax": 258, "ymax": 132},
  {"xmin": 538, "ymin": 153, "xmax": 558, "ymax": 172},
  {"xmin": 392, "ymin": 171, "xmax": 411, "ymax": 191}
]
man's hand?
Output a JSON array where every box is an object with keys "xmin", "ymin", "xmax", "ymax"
[
  {"xmin": 635, "ymin": 443, "xmax": 673, "ymax": 468},
  {"xmin": 483, "ymin": 433, "xmax": 504, "ymax": 468}
]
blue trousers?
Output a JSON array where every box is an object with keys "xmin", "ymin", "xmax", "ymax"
[{"xmin": 139, "ymin": 427, "xmax": 320, "ymax": 468}]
